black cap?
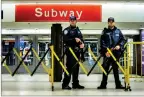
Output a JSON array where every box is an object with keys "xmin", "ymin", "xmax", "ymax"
[
  {"xmin": 69, "ymin": 16, "xmax": 77, "ymax": 20},
  {"xmin": 108, "ymin": 17, "xmax": 115, "ymax": 22}
]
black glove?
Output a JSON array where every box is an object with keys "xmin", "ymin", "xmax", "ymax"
[{"xmin": 99, "ymin": 48, "xmax": 107, "ymax": 56}]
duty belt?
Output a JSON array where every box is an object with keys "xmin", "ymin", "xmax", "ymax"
[
  {"xmin": 74, "ymin": 47, "xmax": 79, "ymax": 51},
  {"xmin": 65, "ymin": 45, "xmax": 80, "ymax": 52},
  {"xmin": 70, "ymin": 47, "xmax": 80, "ymax": 52}
]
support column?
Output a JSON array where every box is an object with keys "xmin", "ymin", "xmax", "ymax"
[{"xmin": 51, "ymin": 24, "xmax": 63, "ymax": 82}]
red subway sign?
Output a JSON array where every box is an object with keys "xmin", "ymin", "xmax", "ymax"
[{"xmin": 15, "ymin": 4, "xmax": 102, "ymax": 22}]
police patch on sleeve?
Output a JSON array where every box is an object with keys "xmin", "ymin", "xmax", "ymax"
[{"xmin": 64, "ymin": 30, "xmax": 68, "ymax": 35}]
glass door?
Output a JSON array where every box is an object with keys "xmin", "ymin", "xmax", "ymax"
[{"xmin": 1, "ymin": 35, "xmax": 35, "ymax": 74}]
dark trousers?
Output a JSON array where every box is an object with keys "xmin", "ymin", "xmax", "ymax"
[
  {"xmin": 100, "ymin": 55, "xmax": 121, "ymax": 87},
  {"xmin": 62, "ymin": 50, "xmax": 80, "ymax": 87}
]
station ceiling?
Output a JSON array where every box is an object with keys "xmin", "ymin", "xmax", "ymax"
[
  {"xmin": 2, "ymin": 0, "xmax": 144, "ymax": 3},
  {"xmin": 2, "ymin": 0, "xmax": 144, "ymax": 30}
]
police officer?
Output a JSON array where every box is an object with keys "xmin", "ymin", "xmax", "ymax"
[
  {"xmin": 62, "ymin": 16, "xmax": 85, "ymax": 90},
  {"xmin": 98, "ymin": 17, "xmax": 125, "ymax": 89}
]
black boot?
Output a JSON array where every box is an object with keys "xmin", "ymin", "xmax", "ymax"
[
  {"xmin": 97, "ymin": 85, "xmax": 107, "ymax": 89},
  {"xmin": 62, "ymin": 85, "xmax": 72, "ymax": 90},
  {"xmin": 97, "ymin": 82, "xmax": 107, "ymax": 89},
  {"xmin": 115, "ymin": 81, "xmax": 125, "ymax": 89},
  {"xmin": 72, "ymin": 84, "xmax": 85, "ymax": 89},
  {"xmin": 116, "ymin": 85, "xmax": 125, "ymax": 89}
]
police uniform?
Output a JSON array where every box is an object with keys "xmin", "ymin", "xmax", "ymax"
[
  {"xmin": 62, "ymin": 17, "xmax": 85, "ymax": 90},
  {"xmin": 98, "ymin": 18, "xmax": 125, "ymax": 89}
]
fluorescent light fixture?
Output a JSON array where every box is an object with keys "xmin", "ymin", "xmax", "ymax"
[
  {"xmin": 2, "ymin": 29, "xmax": 139, "ymax": 35},
  {"xmin": 2, "ymin": 29, "xmax": 51, "ymax": 35},
  {"xmin": 80, "ymin": 30, "xmax": 139, "ymax": 35},
  {"xmin": 122, "ymin": 30, "xmax": 139, "ymax": 35}
]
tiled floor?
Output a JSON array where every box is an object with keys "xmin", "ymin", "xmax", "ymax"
[{"xmin": 2, "ymin": 74, "xmax": 144, "ymax": 96}]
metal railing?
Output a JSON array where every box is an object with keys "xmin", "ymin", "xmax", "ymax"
[{"xmin": 2, "ymin": 41, "xmax": 144, "ymax": 91}]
